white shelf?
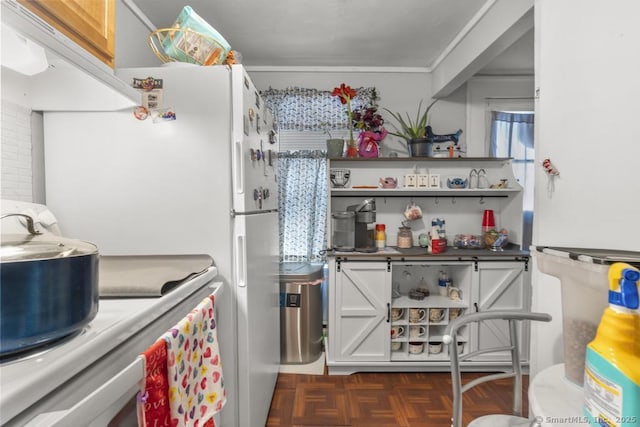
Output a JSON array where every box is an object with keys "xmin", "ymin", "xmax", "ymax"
[
  {"xmin": 330, "ymin": 188, "xmax": 519, "ymax": 197},
  {"xmin": 392, "ymin": 295, "xmax": 468, "ymax": 308}
]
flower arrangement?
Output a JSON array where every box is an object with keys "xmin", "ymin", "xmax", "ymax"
[
  {"xmin": 331, "ymin": 83, "xmax": 358, "ymax": 157},
  {"xmin": 352, "ymin": 107, "xmax": 384, "ymax": 132}
]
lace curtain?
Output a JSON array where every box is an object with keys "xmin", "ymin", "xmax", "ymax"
[
  {"xmin": 277, "ymin": 150, "xmax": 327, "ymax": 262},
  {"xmin": 262, "ymin": 87, "xmax": 376, "ymax": 131}
]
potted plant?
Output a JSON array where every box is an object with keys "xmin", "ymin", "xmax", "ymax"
[{"xmin": 384, "ymin": 99, "xmax": 438, "ymax": 156}]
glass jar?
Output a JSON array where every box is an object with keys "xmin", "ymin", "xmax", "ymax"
[
  {"xmin": 397, "ymin": 226, "xmax": 413, "ymax": 248},
  {"xmin": 375, "ymin": 224, "xmax": 386, "ymax": 249}
]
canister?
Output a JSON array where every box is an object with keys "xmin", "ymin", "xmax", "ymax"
[{"xmin": 332, "ymin": 211, "xmax": 355, "ymax": 251}]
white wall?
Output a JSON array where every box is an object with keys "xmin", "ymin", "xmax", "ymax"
[
  {"xmin": 531, "ymin": 0, "xmax": 640, "ymax": 377},
  {"xmin": 115, "ymin": 0, "xmax": 161, "ymax": 68},
  {"xmin": 466, "ymin": 75, "xmax": 534, "ymax": 157},
  {"xmin": 249, "ymin": 70, "xmax": 468, "ymax": 155}
]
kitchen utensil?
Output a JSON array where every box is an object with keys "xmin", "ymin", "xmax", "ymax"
[
  {"xmin": 403, "ymin": 202, "xmax": 422, "ymax": 220},
  {"xmin": 409, "ymin": 342, "xmax": 424, "ymax": 354},
  {"xmin": 391, "ymin": 325, "xmax": 405, "ymax": 338},
  {"xmin": 409, "ymin": 308, "xmax": 426, "ymax": 323},
  {"xmin": 429, "ymin": 308, "xmax": 445, "ymax": 323},
  {"xmin": 428, "ymin": 341, "xmax": 443, "ymax": 354},
  {"xmin": 0, "ymin": 213, "xmax": 99, "ymax": 356},
  {"xmin": 391, "ymin": 307, "xmax": 404, "ymax": 321},
  {"xmin": 330, "ymin": 169, "xmax": 351, "ymax": 187}
]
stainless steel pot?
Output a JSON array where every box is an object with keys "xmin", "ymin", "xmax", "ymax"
[{"xmin": 0, "ymin": 214, "xmax": 99, "ymax": 356}]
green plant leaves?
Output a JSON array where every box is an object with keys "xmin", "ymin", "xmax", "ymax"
[{"xmin": 383, "ymin": 99, "xmax": 439, "ymax": 141}]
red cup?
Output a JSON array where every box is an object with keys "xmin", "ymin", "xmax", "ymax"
[{"xmin": 481, "ymin": 209, "xmax": 495, "ymax": 228}]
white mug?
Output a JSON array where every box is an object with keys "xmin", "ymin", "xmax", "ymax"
[
  {"xmin": 428, "ymin": 341, "xmax": 443, "ymax": 354},
  {"xmin": 429, "ymin": 308, "xmax": 445, "ymax": 323},
  {"xmin": 409, "ymin": 325, "xmax": 426, "ymax": 338},
  {"xmin": 390, "ymin": 341, "xmax": 402, "ymax": 351},
  {"xmin": 408, "ymin": 341, "xmax": 424, "ymax": 354},
  {"xmin": 409, "ymin": 308, "xmax": 426, "ymax": 323},
  {"xmin": 449, "ymin": 308, "xmax": 463, "ymax": 320},
  {"xmin": 391, "ymin": 325, "xmax": 405, "ymax": 339},
  {"xmin": 391, "ymin": 307, "xmax": 404, "ymax": 321}
]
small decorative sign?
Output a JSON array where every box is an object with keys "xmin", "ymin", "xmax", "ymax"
[
  {"xmin": 404, "ymin": 174, "xmax": 417, "ymax": 188},
  {"xmin": 428, "ymin": 174, "xmax": 441, "ymax": 189}
]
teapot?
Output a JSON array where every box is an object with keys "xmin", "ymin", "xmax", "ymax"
[{"xmin": 379, "ymin": 177, "xmax": 398, "ymax": 189}]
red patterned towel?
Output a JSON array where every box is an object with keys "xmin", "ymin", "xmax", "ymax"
[{"xmin": 137, "ymin": 338, "xmax": 171, "ymax": 426}]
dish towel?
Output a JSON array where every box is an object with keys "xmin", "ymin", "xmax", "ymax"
[
  {"xmin": 137, "ymin": 339, "xmax": 171, "ymax": 426},
  {"xmin": 138, "ymin": 295, "xmax": 226, "ymax": 427}
]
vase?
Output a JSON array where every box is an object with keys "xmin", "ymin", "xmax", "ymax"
[
  {"xmin": 408, "ymin": 137, "xmax": 432, "ymax": 157},
  {"xmin": 326, "ymin": 139, "xmax": 345, "ymax": 158},
  {"xmin": 345, "ymin": 139, "xmax": 359, "ymax": 158}
]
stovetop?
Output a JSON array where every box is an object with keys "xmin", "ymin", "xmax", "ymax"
[{"xmin": 0, "ymin": 265, "xmax": 218, "ymax": 425}]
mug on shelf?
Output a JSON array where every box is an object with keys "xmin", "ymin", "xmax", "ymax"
[
  {"xmin": 408, "ymin": 341, "xmax": 424, "ymax": 354},
  {"xmin": 429, "ymin": 308, "xmax": 445, "ymax": 323},
  {"xmin": 449, "ymin": 308, "xmax": 464, "ymax": 320},
  {"xmin": 391, "ymin": 307, "xmax": 405, "ymax": 321},
  {"xmin": 409, "ymin": 308, "xmax": 426, "ymax": 323},
  {"xmin": 448, "ymin": 287, "xmax": 462, "ymax": 301},
  {"xmin": 391, "ymin": 325, "xmax": 405, "ymax": 339},
  {"xmin": 457, "ymin": 341, "xmax": 465, "ymax": 355},
  {"xmin": 390, "ymin": 341, "xmax": 402, "ymax": 351},
  {"xmin": 428, "ymin": 341, "xmax": 443, "ymax": 354},
  {"xmin": 409, "ymin": 325, "xmax": 427, "ymax": 339}
]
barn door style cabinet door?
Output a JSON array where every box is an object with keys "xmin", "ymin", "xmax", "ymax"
[
  {"xmin": 469, "ymin": 260, "xmax": 531, "ymax": 363},
  {"xmin": 329, "ymin": 261, "xmax": 391, "ymax": 363},
  {"xmin": 18, "ymin": 0, "xmax": 115, "ymax": 67}
]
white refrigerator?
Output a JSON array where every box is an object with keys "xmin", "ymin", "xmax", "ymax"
[{"xmin": 42, "ymin": 64, "xmax": 280, "ymax": 427}]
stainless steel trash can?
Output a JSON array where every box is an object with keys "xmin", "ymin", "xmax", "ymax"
[{"xmin": 280, "ymin": 262, "xmax": 324, "ymax": 364}]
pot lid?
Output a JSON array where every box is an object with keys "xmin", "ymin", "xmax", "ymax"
[{"xmin": 1, "ymin": 234, "xmax": 98, "ymax": 262}]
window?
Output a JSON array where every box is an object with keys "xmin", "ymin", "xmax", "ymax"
[
  {"xmin": 262, "ymin": 87, "xmax": 377, "ymax": 261},
  {"xmin": 489, "ymin": 110, "xmax": 534, "ymax": 247},
  {"xmin": 490, "ymin": 111, "xmax": 534, "ymax": 211}
]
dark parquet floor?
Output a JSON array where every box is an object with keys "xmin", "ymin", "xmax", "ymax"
[{"xmin": 266, "ymin": 370, "xmax": 529, "ymax": 427}]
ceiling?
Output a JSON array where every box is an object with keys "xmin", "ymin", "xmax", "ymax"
[{"xmin": 129, "ymin": 0, "xmax": 532, "ymax": 70}]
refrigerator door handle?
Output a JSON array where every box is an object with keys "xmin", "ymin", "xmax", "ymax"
[
  {"xmin": 236, "ymin": 234, "xmax": 246, "ymax": 287},
  {"xmin": 234, "ymin": 140, "xmax": 244, "ymax": 194},
  {"xmin": 230, "ymin": 208, "xmax": 278, "ymax": 217}
]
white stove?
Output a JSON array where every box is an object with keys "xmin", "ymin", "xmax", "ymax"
[
  {"xmin": 0, "ymin": 265, "xmax": 220, "ymax": 426},
  {"xmin": 0, "ymin": 201, "xmax": 223, "ymax": 426}
]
